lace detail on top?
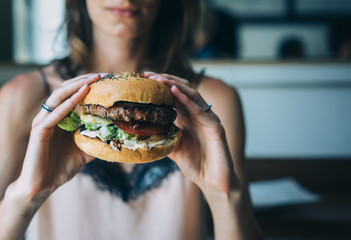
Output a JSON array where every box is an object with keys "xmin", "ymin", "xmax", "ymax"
[{"xmin": 80, "ymin": 158, "xmax": 178, "ymax": 202}]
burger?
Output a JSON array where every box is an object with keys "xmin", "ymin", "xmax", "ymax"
[{"xmin": 73, "ymin": 72, "xmax": 181, "ymax": 163}]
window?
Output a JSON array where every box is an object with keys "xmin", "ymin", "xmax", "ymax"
[{"xmin": 12, "ymin": 0, "xmax": 66, "ymax": 64}]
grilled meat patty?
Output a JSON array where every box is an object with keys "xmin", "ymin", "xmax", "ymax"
[{"xmin": 86, "ymin": 101, "xmax": 177, "ymax": 126}]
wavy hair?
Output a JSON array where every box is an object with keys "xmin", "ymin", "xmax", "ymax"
[{"xmin": 55, "ymin": 0, "xmax": 201, "ymax": 82}]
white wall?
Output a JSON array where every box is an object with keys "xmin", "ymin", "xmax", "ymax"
[
  {"xmin": 12, "ymin": 0, "xmax": 32, "ymax": 63},
  {"xmin": 31, "ymin": 0, "xmax": 66, "ymax": 64},
  {"xmin": 13, "ymin": 0, "xmax": 66, "ymax": 64},
  {"xmin": 194, "ymin": 62, "xmax": 351, "ymax": 158},
  {"xmin": 212, "ymin": 0, "xmax": 285, "ymax": 17}
]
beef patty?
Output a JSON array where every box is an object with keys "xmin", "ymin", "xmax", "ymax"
[{"xmin": 86, "ymin": 101, "xmax": 177, "ymax": 125}]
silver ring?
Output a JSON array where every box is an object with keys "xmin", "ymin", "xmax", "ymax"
[
  {"xmin": 41, "ymin": 102, "xmax": 55, "ymax": 112},
  {"xmin": 204, "ymin": 103, "xmax": 212, "ymax": 112}
]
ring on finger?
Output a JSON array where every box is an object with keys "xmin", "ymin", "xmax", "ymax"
[
  {"xmin": 41, "ymin": 101, "xmax": 55, "ymax": 112},
  {"xmin": 203, "ymin": 103, "xmax": 212, "ymax": 112}
]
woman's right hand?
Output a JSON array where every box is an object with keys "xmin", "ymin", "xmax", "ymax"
[{"xmin": 13, "ymin": 73, "xmax": 103, "ymax": 204}]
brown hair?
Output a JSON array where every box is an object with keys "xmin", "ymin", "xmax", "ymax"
[{"xmin": 55, "ymin": 0, "xmax": 201, "ymax": 82}]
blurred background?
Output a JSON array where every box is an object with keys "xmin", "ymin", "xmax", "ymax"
[{"xmin": 1, "ymin": 0, "xmax": 351, "ymax": 239}]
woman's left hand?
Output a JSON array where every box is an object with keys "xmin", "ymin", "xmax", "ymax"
[{"xmin": 144, "ymin": 72, "xmax": 240, "ymax": 194}]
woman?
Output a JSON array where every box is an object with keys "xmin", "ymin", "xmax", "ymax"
[{"xmin": 0, "ymin": 0, "xmax": 263, "ymax": 239}]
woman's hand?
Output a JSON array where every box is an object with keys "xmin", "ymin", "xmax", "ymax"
[
  {"xmin": 144, "ymin": 72, "xmax": 241, "ymax": 195},
  {"xmin": 14, "ymin": 73, "xmax": 103, "ymax": 203},
  {"xmin": 145, "ymin": 72, "xmax": 264, "ymax": 240}
]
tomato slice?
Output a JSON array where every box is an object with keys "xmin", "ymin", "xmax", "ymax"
[{"xmin": 114, "ymin": 121, "xmax": 170, "ymax": 136}]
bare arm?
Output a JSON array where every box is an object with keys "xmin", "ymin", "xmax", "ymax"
[
  {"xmin": 0, "ymin": 74, "xmax": 44, "ymax": 200},
  {"xmin": 0, "ymin": 74, "xmax": 46, "ymax": 240},
  {"xmin": 0, "ymin": 181, "xmax": 42, "ymax": 240},
  {"xmin": 199, "ymin": 78, "xmax": 263, "ymax": 240}
]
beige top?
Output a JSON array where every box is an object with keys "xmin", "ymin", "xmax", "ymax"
[{"xmin": 26, "ymin": 170, "xmax": 204, "ymax": 240}]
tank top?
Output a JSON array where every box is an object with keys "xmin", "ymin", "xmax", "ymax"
[{"xmin": 26, "ymin": 70, "xmax": 206, "ymax": 240}]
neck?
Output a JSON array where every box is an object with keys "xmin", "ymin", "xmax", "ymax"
[{"xmin": 90, "ymin": 29, "xmax": 149, "ymax": 74}]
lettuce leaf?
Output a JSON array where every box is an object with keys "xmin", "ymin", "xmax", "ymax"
[
  {"xmin": 61, "ymin": 111, "xmax": 143, "ymax": 141},
  {"xmin": 58, "ymin": 110, "xmax": 81, "ymax": 131}
]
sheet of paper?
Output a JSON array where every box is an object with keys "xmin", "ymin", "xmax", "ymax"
[{"xmin": 249, "ymin": 177, "xmax": 322, "ymax": 208}]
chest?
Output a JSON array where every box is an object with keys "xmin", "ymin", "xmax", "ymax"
[{"xmin": 27, "ymin": 163, "xmax": 204, "ymax": 240}]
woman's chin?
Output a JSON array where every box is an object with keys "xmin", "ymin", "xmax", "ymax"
[{"xmin": 109, "ymin": 24, "xmax": 144, "ymax": 39}]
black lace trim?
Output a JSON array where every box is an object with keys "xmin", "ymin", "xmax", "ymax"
[{"xmin": 80, "ymin": 158, "xmax": 178, "ymax": 202}]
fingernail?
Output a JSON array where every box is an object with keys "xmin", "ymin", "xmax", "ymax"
[
  {"xmin": 149, "ymin": 74, "xmax": 159, "ymax": 79},
  {"xmin": 149, "ymin": 75, "xmax": 167, "ymax": 80},
  {"xmin": 144, "ymin": 71, "xmax": 156, "ymax": 75},
  {"xmin": 99, "ymin": 73, "xmax": 109, "ymax": 78},
  {"xmin": 87, "ymin": 73, "xmax": 99, "ymax": 78}
]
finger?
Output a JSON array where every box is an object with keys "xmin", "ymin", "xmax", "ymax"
[
  {"xmin": 60, "ymin": 73, "xmax": 108, "ymax": 87},
  {"xmin": 33, "ymin": 73, "xmax": 106, "ymax": 126},
  {"xmin": 34, "ymin": 74, "xmax": 98, "ymax": 124},
  {"xmin": 144, "ymin": 71, "xmax": 190, "ymax": 86},
  {"xmin": 40, "ymin": 84, "xmax": 89, "ymax": 129},
  {"xmin": 44, "ymin": 74, "xmax": 101, "ymax": 111},
  {"xmin": 171, "ymin": 85, "xmax": 217, "ymax": 126},
  {"xmin": 144, "ymin": 71, "xmax": 195, "ymax": 98},
  {"xmin": 60, "ymin": 73, "xmax": 93, "ymax": 87},
  {"xmin": 161, "ymin": 74, "xmax": 191, "ymax": 86},
  {"xmin": 155, "ymin": 77, "xmax": 209, "ymax": 110},
  {"xmin": 143, "ymin": 71, "xmax": 158, "ymax": 77},
  {"xmin": 149, "ymin": 73, "xmax": 190, "ymax": 86}
]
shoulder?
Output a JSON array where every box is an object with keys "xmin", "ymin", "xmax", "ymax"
[
  {"xmin": 197, "ymin": 75, "xmax": 245, "ymax": 154},
  {"xmin": 0, "ymin": 69, "xmax": 49, "ymax": 130},
  {"xmin": 198, "ymin": 76, "xmax": 242, "ymax": 114},
  {"xmin": 0, "ymin": 70, "xmax": 46, "ymax": 108},
  {"xmin": 0, "ymin": 65, "xmax": 62, "ymax": 111},
  {"xmin": 2, "ymin": 71, "xmax": 42, "ymax": 93}
]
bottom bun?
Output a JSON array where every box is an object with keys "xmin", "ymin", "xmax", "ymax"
[{"xmin": 74, "ymin": 129, "xmax": 181, "ymax": 164}]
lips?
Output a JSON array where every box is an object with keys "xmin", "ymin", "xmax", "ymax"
[{"xmin": 107, "ymin": 6, "xmax": 139, "ymax": 17}]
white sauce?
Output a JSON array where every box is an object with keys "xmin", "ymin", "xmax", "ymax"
[
  {"xmin": 81, "ymin": 130, "xmax": 177, "ymax": 151},
  {"xmin": 123, "ymin": 137, "xmax": 176, "ymax": 151},
  {"xmin": 81, "ymin": 130, "xmax": 104, "ymax": 140}
]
